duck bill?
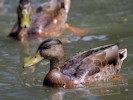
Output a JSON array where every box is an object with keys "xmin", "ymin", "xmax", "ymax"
[
  {"xmin": 23, "ymin": 52, "xmax": 43, "ymax": 68},
  {"xmin": 20, "ymin": 10, "xmax": 30, "ymax": 28}
]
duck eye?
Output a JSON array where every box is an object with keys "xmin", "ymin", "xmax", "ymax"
[
  {"xmin": 43, "ymin": 44, "xmax": 51, "ymax": 50},
  {"xmin": 34, "ymin": 56, "xmax": 37, "ymax": 58}
]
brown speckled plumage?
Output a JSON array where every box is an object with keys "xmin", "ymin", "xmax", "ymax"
[
  {"xmin": 23, "ymin": 38, "xmax": 127, "ymax": 88},
  {"xmin": 9, "ymin": 0, "xmax": 88, "ymax": 42}
]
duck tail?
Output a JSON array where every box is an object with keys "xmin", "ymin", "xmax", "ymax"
[
  {"xmin": 64, "ymin": 0, "xmax": 71, "ymax": 13},
  {"xmin": 119, "ymin": 49, "xmax": 127, "ymax": 61}
]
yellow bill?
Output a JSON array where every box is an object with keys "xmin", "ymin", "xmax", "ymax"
[
  {"xmin": 20, "ymin": 10, "xmax": 30, "ymax": 28},
  {"xmin": 23, "ymin": 52, "xmax": 43, "ymax": 68}
]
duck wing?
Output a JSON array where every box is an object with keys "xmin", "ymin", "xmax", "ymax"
[
  {"xmin": 28, "ymin": 2, "xmax": 68, "ymax": 37},
  {"xmin": 75, "ymin": 44, "xmax": 119, "ymax": 78},
  {"xmin": 62, "ymin": 44, "xmax": 121, "ymax": 78},
  {"xmin": 62, "ymin": 49, "xmax": 93, "ymax": 76}
]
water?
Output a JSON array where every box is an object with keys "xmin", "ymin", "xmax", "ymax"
[{"xmin": 0, "ymin": 0, "xmax": 133, "ymax": 100}]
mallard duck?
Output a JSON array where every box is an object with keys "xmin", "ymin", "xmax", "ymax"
[
  {"xmin": 9, "ymin": 0, "xmax": 88, "ymax": 42},
  {"xmin": 23, "ymin": 38, "xmax": 127, "ymax": 88}
]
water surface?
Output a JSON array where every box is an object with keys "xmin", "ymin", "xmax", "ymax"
[{"xmin": 0, "ymin": 0, "xmax": 133, "ymax": 100}]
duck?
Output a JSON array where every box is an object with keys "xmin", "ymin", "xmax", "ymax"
[
  {"xmin": 23, "ymin": 38, "xmax": 127, "ymax": 88},
  {"xmin": 9, "ymin": 0, "xmax": 88, "ymax": 42}
]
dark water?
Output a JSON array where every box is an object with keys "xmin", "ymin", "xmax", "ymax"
[{"xmin": 0, "ymin": 0, "xmax": 133, "ymax": 100}]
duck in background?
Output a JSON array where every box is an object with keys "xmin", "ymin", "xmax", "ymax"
[
  {"xmin": 23, "ymin": 38, "xmax": 127, "ymax": 88},
  {"xmin": 9, "ymin": 0, "xmax": 88, "ymax": 42}
]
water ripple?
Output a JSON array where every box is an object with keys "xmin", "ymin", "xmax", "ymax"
[{"xmin": 82, "ymin": 35, "xmax": 107, "ymax": 41}]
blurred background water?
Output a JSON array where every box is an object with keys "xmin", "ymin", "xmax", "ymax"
[{"xmin": 0, "ymin": 0, "xmax": 133, "ymax": 100}]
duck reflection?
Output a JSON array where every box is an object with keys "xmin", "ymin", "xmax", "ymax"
[{"xmin": 46, "ymin": 79, "xmax": 127, "ymax": 100}]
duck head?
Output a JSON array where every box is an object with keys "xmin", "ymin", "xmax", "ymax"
[
  {"xmin": 23, "ymin": 38, "xmax": 65, "ymax": 68},
  {"xmin": 17, "ymin": 0, "xmax": 31, "ymax": 28}
]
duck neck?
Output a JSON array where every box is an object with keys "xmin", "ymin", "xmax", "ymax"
[{"xmin": 49, "ymin": 56, "xmax": 65, "ymax": 71}]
